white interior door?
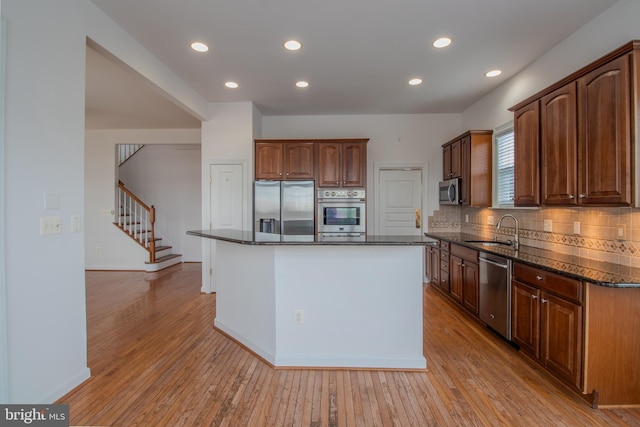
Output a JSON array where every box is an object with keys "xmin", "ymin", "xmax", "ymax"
[
  {"xmin": 210, "ymin": 164, "xmax": 244, "ymax": 229},
  {"xmin": 204, "ymin": 163, "xmax": 245, "ymax": 294},
  {"xmin": 378, "ymin": 168, "xmax": 423, "ymax": 235}
]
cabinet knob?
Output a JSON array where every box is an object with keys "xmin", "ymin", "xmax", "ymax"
[
  {"xmin": 441, "ymin": 279, "xmax": 445, "ymax": 282},
  {"xmin": 536, "ymin": 275, "xmax": 543, "ymax": 281},
  {"xmin": 541, "ymin": 298, "xmax": 548, "ymax": 304},
  {"xmin": 336, "ymin": 181, "xmax": 339, "ymax": 185},
  {"xmin": 531, "ymin": 295, "xmax": 538, "ymax": 299},
  {"xmin": 568, "ymin": 195, "xmax": 575, "ymax": 199},
  {"xmin": 579, "ymin": 193, "xmax": 586, "ymax": 198}
]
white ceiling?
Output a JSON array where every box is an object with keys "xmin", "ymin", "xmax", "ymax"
[{"xmin": 85, "ymin": 0, "xmax": 617, "ymax": 129}]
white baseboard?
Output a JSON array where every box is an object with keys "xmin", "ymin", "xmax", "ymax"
[{"xmin": 36, "ymin": 367, "xmax": 91, "ymax": 404}]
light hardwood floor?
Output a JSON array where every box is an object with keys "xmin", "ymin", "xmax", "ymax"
[{"xmin": 58, "ymin": 263, "xmax": 640, "ymax": 426}]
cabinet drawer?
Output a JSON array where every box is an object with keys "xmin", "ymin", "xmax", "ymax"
[
  {"xmin": 440, "ymin": 251, "xmax": 450, "ymax": 262},
  {"xmin": 440, "ymin": 241, "xmax": 450, "ymax": 252},
  {"xmin": 439, "ymin": 270, "xmax": 450, "ymax": 292},
  {"xmin": 440, "ymin": 260, "xmax": 449, "ymax": 272},
  {"xmin": 513, "ymin": 262, "xmax": 583, "ymax": 303},
  {"xmin": 451, "ymin": 243, "xmax": 478, "ymax": 262}
]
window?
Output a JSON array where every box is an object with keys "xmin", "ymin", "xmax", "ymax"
[{"xmin": 494, "ymin": 122, "xmax": 514, "ymax": 207}]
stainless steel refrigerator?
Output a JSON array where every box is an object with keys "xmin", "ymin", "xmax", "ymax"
[{"xmin": 254, "ymin": 180, "xmax": 315, "ymax": 235}]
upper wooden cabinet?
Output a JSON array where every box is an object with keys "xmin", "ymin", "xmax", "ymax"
[
  {"xmin": 442, "ymin": 131, "xmax": 492, "ymax": 207},
  {"xmin": 511, "ymin": 40, "xmax": 639, "ymax": 207},
  {"xmin": 442, "ymin": 139, "xmax": 461, "ymax": 180},
  {"xmin": 255, "ymin": 140, "xmax": 315, "ymax": 180},
  {"xmin": 577, "ymin": 55, "xmax": 632, "ymax": 205},
  {"xmin": 317, "ymin": 140, "xmax": 367, "ymax": 188},
  {"xmin": 513, "ymin": 101, "xmax": 541, "ymax": 206},
  {"xmin": 541, "ymin": 82, "xmax": 577, "ymax": 205}
]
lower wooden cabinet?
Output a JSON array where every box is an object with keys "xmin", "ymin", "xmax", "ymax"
[
  {"xmin": 449, "ymin": 244, "xmax": 479, "ymax": 316},
  {"xmin": 512, "ymin": 276, "xmax": 582, "ymax": 389},
  {"xmin": 425, "ymin": 244, "xmax": 440, "ymax": 286}
]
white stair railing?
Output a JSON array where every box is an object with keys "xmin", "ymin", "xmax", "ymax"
[
  {"xmin": 118, "ymin": 144, "xmax": 144, "ymax": 166},
  {"xmin": 116, "ymin": 181, "xmax": 156, "ymax": 262}
]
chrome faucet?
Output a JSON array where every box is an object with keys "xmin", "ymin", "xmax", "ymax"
[{"xmin": 496, "ymin": 214, "xmax": 519, "ymax": 250}]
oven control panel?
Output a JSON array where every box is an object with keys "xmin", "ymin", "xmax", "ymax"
[{"xmin": 317, "ymin": 189, "xmax": 365, "ymax": 199}]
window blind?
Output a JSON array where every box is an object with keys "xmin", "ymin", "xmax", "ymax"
[{"xmin": 495, "ymin": 128, "xmax": 514, "ymax": 206}]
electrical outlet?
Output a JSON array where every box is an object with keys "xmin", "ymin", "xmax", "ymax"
[
  {"xmin": 573, "ymin": 221, "xmax": 580, "ymax": 235},
  {"xmin": 40, "ymin": 216, "xmax": 62, "ymax": 235},
  {"xmin": 465, "ymin": 214, "xmax": 469, "ymax": 223},
  {"xmin": 487, "ymin": 216, "xmax": 494, "ymax": 226},
  {"xmin": 294, "ymin": 309, "xmax": 304, "ymax": 325},
  {"xmin": 617, "ymin": 224, "xmax": 627, "ymax": 240},
  {"xmin": 543, "ymin": 219, "xmax": 553, "ymax": 232}
]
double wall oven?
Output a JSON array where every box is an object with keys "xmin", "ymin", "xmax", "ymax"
[{"xmin": 316, "ymin": 189, "xmax": 366, "ymax": 241}]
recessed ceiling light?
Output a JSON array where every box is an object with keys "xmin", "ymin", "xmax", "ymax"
[
  {"xmin": 225, "ymin": 81, "xmax": 239, "ymax": 88},
  {"xmin": 408, "ymin": 78, "xmax": 423, "ymax": 86},
  {"xmin": 284, "ymin": 40, "xmax": 302, "ymax": 51},
  {"xmin": 485, "ymin": 69, "xmax": 502, "ymax": 77},
  {"xmin": 190, "ymin": 42, "xmax": 209, "ymax": 53},
  {"xmin": 296, "ymin": 81, "xmax": 309, "ymax": 88},
  {"xmin": 432, "ymin": 37, "xmax": 452, "ymax": 49}
]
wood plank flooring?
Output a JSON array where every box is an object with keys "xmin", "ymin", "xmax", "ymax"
[{"xmin": 58, "ymin": 263, "xmax": 640, "ymax": 426}]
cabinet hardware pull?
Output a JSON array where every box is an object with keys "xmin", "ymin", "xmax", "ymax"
[
  {"xmin": 531, "ymin": 295, "xmax": 537, "ymax": 299},
  {"xmin": 536, "ymin": 275, "xmax": 543, "ymax": 280},
  {"xmin": 541, "ymin": 298, "xmax": 548, "ymax": 303},
  {"xmin": 568, "ymin": 194, "xmax": 575, "ymax": 199},
  {"xmin": 579, "ymin": 193, "xmax": 586, "ymax": 198},
  {"xmin": 441, "ymin": 279, "xmax": 446, "ymax": 282}
]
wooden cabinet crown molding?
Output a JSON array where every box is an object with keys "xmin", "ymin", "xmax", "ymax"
[{"xmin": 509, "ymin": 40, "xmax": 640, "ymax": 112}]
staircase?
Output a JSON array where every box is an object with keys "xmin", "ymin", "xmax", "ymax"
[{"xmin": 114, "ymin": 181, "xmax": 182, "ymax": 272}]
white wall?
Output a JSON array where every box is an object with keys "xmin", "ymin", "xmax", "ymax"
[
  {"xmin": 262, "ymin": 114, "xmax": 461, "ymax": 225},
  {"xmin": 462, "ymin": 0, "xmax": 640, "ymax": 130},
  {"xmin": 1, "ymin": 0, "xmax": 209, "ymax": 403},
  {"xmin": 85, "ymin": 130, "xmax": 201, "ymax": 270},
  {"xmin": 3, "ymin": 0, "xmax": 90, "ymax": 403},
  {"xmin": 119, "ymin": 144, "xmax": 202, "ymax": 262}
]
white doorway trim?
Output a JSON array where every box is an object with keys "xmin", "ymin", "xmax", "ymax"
[
  {"xmin": 373, "ymin": 162, "xmax": 428, "ymax": 235},
  {"xmin": 201, "ymin": 159, "xmax": 249, "ymax": 293}
]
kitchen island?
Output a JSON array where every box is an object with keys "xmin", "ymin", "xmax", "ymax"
[{"xmin": 187, "ymin": 229, "xmax": 433, "ymax": 370}]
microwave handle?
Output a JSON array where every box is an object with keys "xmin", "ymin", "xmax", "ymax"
[{"xmin": 448, "ymin": 182, "xmax": 456, "ymax": 204}]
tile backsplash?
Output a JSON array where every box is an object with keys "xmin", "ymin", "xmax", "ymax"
[{"xmin": 428, "ymin": 205, "xmax": 640, "ymax": 268}]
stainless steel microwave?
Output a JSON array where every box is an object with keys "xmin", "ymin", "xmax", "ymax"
[{"xmin": 439, "ymin": 178, "xmax": 461, "ymax": 205}]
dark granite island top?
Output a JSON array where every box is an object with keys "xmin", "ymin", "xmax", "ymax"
[
  {"xmin": 187, "ymin": 229, "xmax": 435, "ymax": 246},
  {"xmin": 424, "ymin": 231, "xmax": 640, "ymax": 288}
]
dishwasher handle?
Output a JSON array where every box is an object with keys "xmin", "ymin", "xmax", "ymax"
[{"xmin": 478, "ymin": 257, "xmax": 509, "ymax": 269}]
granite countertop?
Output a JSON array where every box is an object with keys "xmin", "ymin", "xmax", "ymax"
[
  {"xmin": 424, "ymin": 231, "xmax": 640, "ymax": 288},
  {"xmin": 187, "ymin": 229, "xmax": 437, "ymax": 246}
]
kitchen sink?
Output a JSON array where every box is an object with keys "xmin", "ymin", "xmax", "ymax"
[{"xmin": 464, "ymin": 239, "xmax": 513, "ymax": 247}]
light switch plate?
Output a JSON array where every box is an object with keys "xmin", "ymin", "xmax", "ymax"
[
  {"xmin": 543, "ymin": 219, "xmax": 553, "ymax": 232},
  {"xmin": 573, "ymin": 221, "xmax": 580, "ymax": 235},
  {"xmin": 71, "ymin": 215, "xmax": 81, "ymax": 233}
]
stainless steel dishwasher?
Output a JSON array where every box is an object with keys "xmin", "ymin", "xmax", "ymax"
[{"xmin": 478, "ymin": 252, "xmax": 512, "ymax": 340}]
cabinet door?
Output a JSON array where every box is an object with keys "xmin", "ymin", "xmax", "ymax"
[
  {"xmin": 459, "ymin": 136, "xmax": 471, "ymax": 205},
  {"xmin": 450, "ymin": 140, "xmax": 461, "ymax": 179},
  {"xmin": 512, "ymin": 279, "xmax": 540, "ymax": 359},
  {"xmin": 342, "ymin": 142, "xmax": 366, "ymax": 187},
  {"xmin": 317, "ymin": 143, "xmax": 341, "ymax": 187},
  {"xmin": 255, "ymin": 142, "xmax": 283, "ymax": 179},
  {"xmin": 442, "ymin": 144, "xmax": 452, "ymax": 179},
  {"xmin": 449, "ymin": 255, "xmax": 463, "ymax": 303},
  {"xmin": 541, "ymin": 83, "xmax": 578, "ymax": 205},
  {"xmin": 284, "ymin": 143, "xmax": 314, "ymax": 179},
  {"xmin": 461, "ymin": 260, "xmax": 479, "ymax": 316},
  {"xmin": 541, "ymin": 292, "xmax": 583, "ymax": 389},
  {"xmin": 513, "ymin": 101, "xmax": 541, "ymax": 206},
  {"xmin": 577, "ymin": 55, "xmax": 632, "ymax": 206},
  {"xmin": 427, "ymin": 247, "xmax": 440, "ymax": 287}
]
